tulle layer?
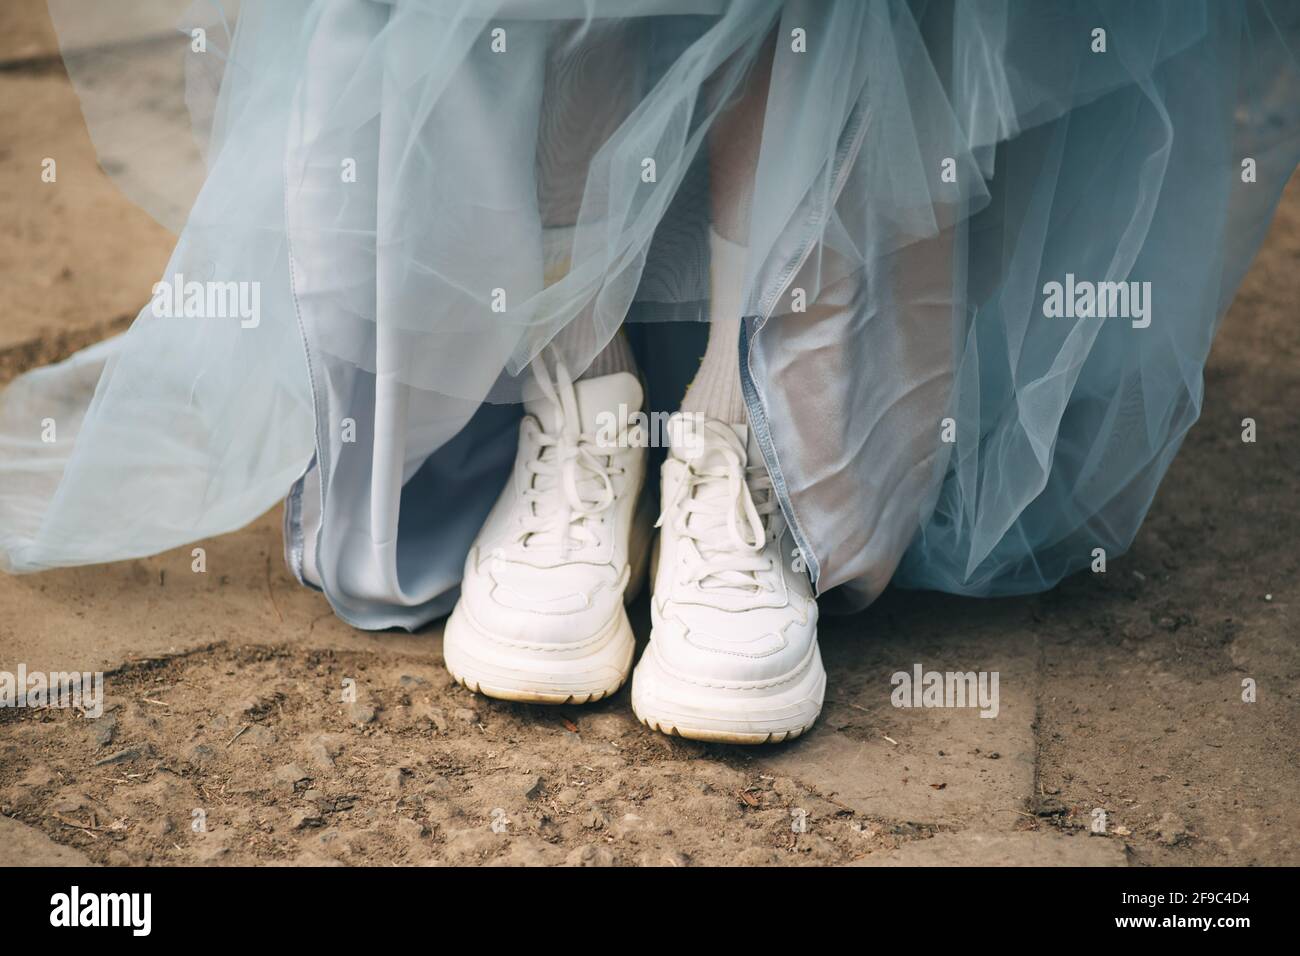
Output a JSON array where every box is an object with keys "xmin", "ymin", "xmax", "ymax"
[{"xmin": 1, "ymin": 0, "xmax": 1297, "ymax": 627}]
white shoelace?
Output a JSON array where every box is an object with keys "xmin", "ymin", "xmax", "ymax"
[
  {"xmin": 514, "ymin": 352, "xmax": 626, "ymax": 560},
  {"xmin": 658, "ymin": 420, "xmax": 778, "ymax": 593}
]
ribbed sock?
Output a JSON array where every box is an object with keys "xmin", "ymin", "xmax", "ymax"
[
  {"xmin": 544, "ymin": 223, "xmax": 638, "ymax": 381},
  {"xmin": 680, "ymin": 229, "xmax": 748, "ymax": 424},
  {"xmin": 579, "ymin": 328, "xmax": 637, "ymax": 379}
]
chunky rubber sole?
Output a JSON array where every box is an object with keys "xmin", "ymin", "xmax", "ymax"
[
  {"xmin": 443, "ymin": 602, "xmax": 636, "ymax": 704},
  {"xmin": 630, "ymin": 638, "xmax": 826, "ymax": 745}
]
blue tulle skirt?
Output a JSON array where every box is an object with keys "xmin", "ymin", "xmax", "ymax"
[{"xmin": 1, "ymin": 0, "xmax": 1297, "ymax": 628}]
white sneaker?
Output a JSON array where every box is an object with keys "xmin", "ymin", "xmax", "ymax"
[
  {"xmin": 443, "ymin": 355, "xmax": 652, "ymax": 704},
  {"xmin": 632, "ymin": 413, "xmax": 825, "ymax": 743}
]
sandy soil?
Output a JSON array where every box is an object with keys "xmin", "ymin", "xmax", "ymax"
[
  {"xmin": 1, "ymin": 643, "xmax": 946, "ymax": 866},
  {"xmin": 0, "ymin": 0, "xmax": 1297, "ymax": 866}
]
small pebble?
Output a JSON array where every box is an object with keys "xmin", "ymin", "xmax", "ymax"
[
  {"xmin": 274, "ymin": 764, "xmax": 311, "ymax": 793},
  {"xmin": 93, "ymin": 747, "xmax": 142, "ymax": 767},
  {"xmin": 291, "ymin": 809, "xmax": 324, "ymax": 830},
  {"xmin": 382, "ymin": 768, "xmax": 409, "ymax": 796},
  {"xmin": 522, "ymin": 774, "xmax": 544, "ymax": 800},
  {"xmin": 397, "ymin": 817, "xmax": 428, "ymax": 840},
  {"xmin": 93, "ymin": 716, "xmax": 117, "ymax": 747}
]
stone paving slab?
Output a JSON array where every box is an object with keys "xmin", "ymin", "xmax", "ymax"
[
  {"xmin": 0, "ymin": 66, "xmax": 174, "ymax": 361},
  {"xmin": 0, "ymin": 509, "xmax": 440, "ymax": 676},
  {"xmin": 758, "ymin": 592, "xmax": 1040, "ymax": 829},
  {"xmin": 849, "ymin": 829, "xmax": 1128, "ymax": 867},
  {"xmin": 0, "ymin": 0, "xmax": 185, "ymax": 62},
  {"xmin": 0, "ymin": 0, "xmax": 188, "ymax": 363},
  {"xmin": 0, "ymin": 813, "xmax": 98, "ymax": 866}
]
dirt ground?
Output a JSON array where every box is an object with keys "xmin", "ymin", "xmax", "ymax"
[{"xmin": 0, "ymin": 0, "xmax": 1296, "ymax": 866}]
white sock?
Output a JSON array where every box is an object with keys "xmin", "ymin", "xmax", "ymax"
[
  {"xmin": 544, "ymin": 224, "xmax": 638, "ymax": 381},
  {"xmin": 579, "ymin": 328, "xmax": 637, "ymax": 379},
  {"xmin": 680, "ymin": 230, "xmax": 748, "ymax": 425}
]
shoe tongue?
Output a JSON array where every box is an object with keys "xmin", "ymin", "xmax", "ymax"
[
  {"xmin": 667, "ymin": 412, "xmax": 752, "ymax": 466},
  {"xmin": 524, "ymin": 371, "xmax": 644, "ymax": 436}
]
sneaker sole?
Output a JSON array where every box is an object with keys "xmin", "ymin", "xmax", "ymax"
[
  {"xmin": 443, "ymin": 603, "xmax": 636, "ymax": 705},
  {"xmin": 630, "ymin": 640, "xmax": 826, "ymax": 745}
]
